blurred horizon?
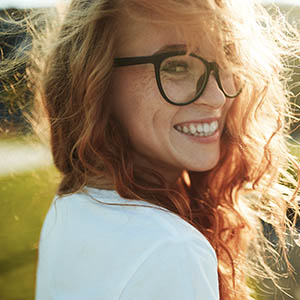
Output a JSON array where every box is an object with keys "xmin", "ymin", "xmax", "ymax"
[{"xmin": 0, "ymin": 0, "xmax": 298, "ymax": 9}]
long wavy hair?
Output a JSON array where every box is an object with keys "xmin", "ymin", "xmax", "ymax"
[{"xmin": 2, "ymin": 0, "xmax": 300, "ymax": 299}]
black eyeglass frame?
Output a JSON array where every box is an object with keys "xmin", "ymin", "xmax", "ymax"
[{"xmin": 114, "ymin": 50, "xmax": 242, "ymax": 106}]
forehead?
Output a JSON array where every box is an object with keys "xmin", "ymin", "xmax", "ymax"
[{"xmin": 115, "ymin": 15, "xmax": 216, "ymax": 59}]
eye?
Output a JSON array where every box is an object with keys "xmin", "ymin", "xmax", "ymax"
[{"xmin": 161, "ymin": 60, "xmax": 189, "ymax": 74}]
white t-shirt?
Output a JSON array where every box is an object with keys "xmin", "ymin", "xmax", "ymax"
[{"xmin": 35, "ymin": 187, "xmax": 219, "ymax": 300}]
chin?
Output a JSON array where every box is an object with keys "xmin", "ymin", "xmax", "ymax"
[{"xmin": 184, "ymin": 156, "xmax": 220, "ymax": 172}]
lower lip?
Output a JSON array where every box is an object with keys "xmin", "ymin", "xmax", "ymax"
[{"xmin": 174, "ymin": 128, "xmax": 220, "ymax": 144}]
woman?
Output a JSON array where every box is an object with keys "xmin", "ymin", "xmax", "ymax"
[{"xmin": 14, "ymin": 0, "xmax": 299, "ymax": 299}]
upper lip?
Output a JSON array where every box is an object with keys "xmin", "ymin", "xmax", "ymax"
[{"xmin": 174, "ymin": 117, "xmax": 220, "ymax": 127}]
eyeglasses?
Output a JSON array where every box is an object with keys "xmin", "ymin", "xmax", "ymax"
[{"xmin": 113, "ymin": 50, "xmax": 242, "ymax": 106}]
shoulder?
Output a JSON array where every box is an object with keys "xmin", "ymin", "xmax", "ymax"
[
  {"xmin": 40, "ymin": 187, "xmax": 216, "ymax": 259},
  {"xmin": 36, "ymin": 188, "xmax": 218, "ymax": 299},
  {"xmin": 55, "ymin": 188, "xmax": 212, "ymax": 245}
]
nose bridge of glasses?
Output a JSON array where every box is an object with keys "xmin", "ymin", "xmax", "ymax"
[
  {"xmin": 206, "ymin": 61, "xmax": 218, "ymax": 79},
  {"xmin": 203, "ymin": 62, "xmax": 225, "ymax": 97},
  {"xmin": 196, "ymin": 62, "xmax": 225, "ymax": 98},
  {"xmin": 194, "ymin": 61, "xmax": 218, "ymax": 96}
]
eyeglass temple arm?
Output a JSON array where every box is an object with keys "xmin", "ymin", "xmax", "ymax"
[{"xmin": 114, "ymin": 56, "xmax": 156, "ymax": 67}]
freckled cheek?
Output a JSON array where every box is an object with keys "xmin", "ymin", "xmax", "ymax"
[
  {"xmin": 129, "ymin": 70, "xmax": 159, "ymax": 104},
  {"xmin": 119, "ymin": 70, "xmax": 160, "ymax": 110},
  {"xmin": 111, "ymin": 69, "xmax": 161, "ymax": 130},
  {"xmin": 140, "ymin": 72, "xmax": 159, "ymax": 99}
]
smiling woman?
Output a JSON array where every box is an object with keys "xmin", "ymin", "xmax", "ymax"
[
  {"xmin": 1, "ymin": 0, "xmax": 300, "ymax": 299},
  {"xmin": 111, "ymin": 43, "xmax": 233, "ymax": 179}
]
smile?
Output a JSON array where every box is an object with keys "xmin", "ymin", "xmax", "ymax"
[{"xmin": 174, "ymin": 120, "xmax": 219, "ymax": 137}]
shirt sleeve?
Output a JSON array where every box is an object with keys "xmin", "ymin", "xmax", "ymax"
[{"xmin": 119, "ymin": 238, "xmax": 219, "ymax": 300}]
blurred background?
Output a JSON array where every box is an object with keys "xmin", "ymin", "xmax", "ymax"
[{"xmin": 0, "ymin": 0, "xmax": 299, "ymax": 299}]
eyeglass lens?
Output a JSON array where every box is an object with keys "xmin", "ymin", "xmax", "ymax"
[{"xmin": 159, "ymin": 55, "xmax": 239, "ymax": 104}]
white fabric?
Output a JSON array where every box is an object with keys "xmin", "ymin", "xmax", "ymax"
[{"xmin": 35, "ymin": 187, "xmax": 219, "ymax": 300}]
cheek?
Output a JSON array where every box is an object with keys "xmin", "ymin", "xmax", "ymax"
[{"xmin": 111, "ymin": 68, "xmax": 160, "ymax": 134}]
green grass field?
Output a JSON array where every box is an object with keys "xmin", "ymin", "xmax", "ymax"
[{"xmin": 0, "ymin": 166, "xmax": 59, "ymax": 300}]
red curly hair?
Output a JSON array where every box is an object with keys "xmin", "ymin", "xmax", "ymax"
[{"xmin": 18, "ymin": 0, "xmax": 300, "ymax": 298}]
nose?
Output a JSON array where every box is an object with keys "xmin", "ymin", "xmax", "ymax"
[{"xmin": 192, "ymin": 73, "xmax": 226, "ymax": 109}]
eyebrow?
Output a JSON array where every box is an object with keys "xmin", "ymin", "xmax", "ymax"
[{"xmin": 153, "ymin": 44, "xmax": 187, "ymax": 55}]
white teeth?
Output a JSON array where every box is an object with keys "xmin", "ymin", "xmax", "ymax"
[
  {"xmin": 210, "ymin": 121, "xmax": 218, "ymax": 131},
  {"xmin": 174, "ymin": 121, "xmax": 219, "ymax": 137},
  {"xmin": 203, "ymin": 123, "xmax": 210, "ymax": 133},
  {"xmin": 183, "ymin": 126, "xmax": 189, "ymax": 133},
  {"xmin": 189, "ymin": 124, "xmax": 197, "ymax": 134},
  {"xmin": 197, "ymin": 124, "xmax": 203, "ymax": 132}
]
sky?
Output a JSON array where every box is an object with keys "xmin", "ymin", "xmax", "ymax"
[
  {"xmin": 0, "ymin": 0, "xmax": 62, "ymax": 8},
  {"xmin": 0, "ymin": 0, "xmax": 298, "ymax": 8}
]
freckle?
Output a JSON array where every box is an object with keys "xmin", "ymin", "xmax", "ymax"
[
  {"xmin": 138, "ymin": 71, "xmax": 157, "ymax": 96},
  {"xmin": 128, "ymin": 67, "xmax": 161, "ymax": 112}
]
